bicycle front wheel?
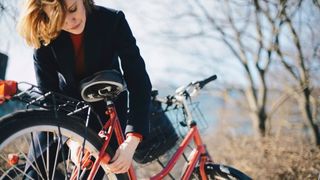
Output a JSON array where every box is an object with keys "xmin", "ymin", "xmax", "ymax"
[
  {"xmin": 0, "ymin": 109, "xmax": 129, "ymax": 180},
  {"xmin": 191, "ymin": 163, "xmax": 252, "ymax": 180}
]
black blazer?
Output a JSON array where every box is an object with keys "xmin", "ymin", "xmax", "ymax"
[{"xmin": 33, "ymin": 6, "xmax": 152, "ymax": 137}]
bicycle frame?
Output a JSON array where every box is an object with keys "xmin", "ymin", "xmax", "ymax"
[
  {"xmin": 77, "ymin": 100, "xmax": 210, "ymax": 180},
  {"xmin": 151, "ymin": 125, "xmax": 209, "ymax": 180},
  {"xmin": 75, "ymin": 102, "xmax": 137, "ymax": 180}
]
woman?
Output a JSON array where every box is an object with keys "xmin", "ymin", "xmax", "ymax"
[{"xmin": 18, "ymin": 0, "xmax": 151, "ymax": 175}]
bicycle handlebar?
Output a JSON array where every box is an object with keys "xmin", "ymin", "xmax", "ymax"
[
  {"xmin": 156, "ymin": 74, "xmax": 217, "ymax": 106},
  {"xmin": 196, "ymin": 75, "xmax": 217, "ymax": 89}
]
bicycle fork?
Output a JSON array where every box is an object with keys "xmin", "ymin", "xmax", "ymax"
[{"xmin": 72, "ymin": 102, "xmax": 137, "ymax": 180}]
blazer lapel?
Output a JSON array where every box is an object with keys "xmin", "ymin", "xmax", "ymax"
[
  {"xmin": 51, "ymin": 31, "xmax": 77, "ymax": 86},
  {"xmin": 83, "ymin": 11, "xmax": 102, "ymax": 76}
]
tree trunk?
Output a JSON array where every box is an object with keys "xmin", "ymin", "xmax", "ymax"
[
  {"xmin": 300, "ymin": 88, "xmax": 320, "ymax": 146},
  {"xmin": 250, "ymin": 107, "xmax": 267, "ymax": 137}
]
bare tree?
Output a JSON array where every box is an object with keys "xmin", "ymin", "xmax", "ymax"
[
  {"xmin": 271, "ymin": 0, "xmax": 320, "ymax": 145},
  {"xmin": 0, "ymin": 0, "xmax": 20, "ymax": 49},
  {"xmin": 153, "ymin": 0, "xmax": 320, "ymax": 141},
  {"xmin": 188, "ymin": 0, "xmax": 277, "ymax": 136},
  {"xmin": 0, "ymin": 0, "xmax": 19, "ymax": 29}
]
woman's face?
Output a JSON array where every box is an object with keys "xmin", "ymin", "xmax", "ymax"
[
  {"xmin": 44, "ymin": 0, "xmax": 86, "ymax": 34},
  {"xmin": 62, "ymin": 0, "xmax": 86, "ymax": 34}
]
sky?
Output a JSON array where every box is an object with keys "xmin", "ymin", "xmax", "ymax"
[
  {"xmin": 2, "ymin": 1, "xmax": 319, "ymax": 91},
  {"xmin": 0, "ymin": 0, "xmax": 236, "ymax": 91}
]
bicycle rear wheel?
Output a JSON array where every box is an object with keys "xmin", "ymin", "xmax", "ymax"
[
  {"xmin": 0, "ymin": 109, "xmax": 129, "ymax": 180},
  {"xmin": 191, "ymin": 163, "xmax": 252, "ymax": 180}
]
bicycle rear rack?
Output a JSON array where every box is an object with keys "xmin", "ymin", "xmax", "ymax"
[{"xmin": 12, "ymin": 82, "xmax": 90, "ymax": 117}]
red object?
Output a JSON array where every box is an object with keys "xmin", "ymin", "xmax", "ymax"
[
  {"xmin": 76, "ymin": 103, "xmax": 209, "ymax": 180},
  {"xmin": 81, "ymin": 151, "xmax": 93, "ymax": 170},
  {"xmin": 0, "ymin": 80, "xmax": 17, "ymax": 104},
  {"xmin": 8, "ymin": 153, "xmax": 19, "ymax": 166},
  {"xmin": 151, "ymin": 127, "xmax": 207, "ymax": 180},
  {"xmin": 70, "ymin": 32, "xmax": 85, "ymax": 76},
  {"xmin": 126, "ymin": 132, "xmax": 143, "ymax": 141},
  {"xmin": 86, "ymin": 105, "xmax": 137, "ymax": 180}
]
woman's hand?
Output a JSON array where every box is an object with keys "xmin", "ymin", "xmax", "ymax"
[
  {"xmin": 106, "ymin": 136, "xmax": 140, "ymax": 174},
  {"xmin": 67, "ymin": 140, "xmax": 89, "ymax": 165}
]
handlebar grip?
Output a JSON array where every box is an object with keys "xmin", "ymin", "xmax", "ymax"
[{"xmin": 198, "ymin": 75, "xmax": 217, "ymax": 89}]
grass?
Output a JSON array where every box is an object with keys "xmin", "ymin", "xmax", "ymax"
[{"xmin": 203, "ymin": 130, "xmax": 320, "ymax": 180}]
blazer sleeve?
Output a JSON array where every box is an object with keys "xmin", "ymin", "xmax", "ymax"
[
  {"xmin": 113, "ymin": 11, "xmax": 152, "ymax": 138},
  {"xmin": 33, "ymin": 46, "xmax": 60, "ymax": 93}
]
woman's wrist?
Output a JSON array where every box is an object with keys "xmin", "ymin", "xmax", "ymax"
[
  {"xmin": 126, "ymin": 132, "xmax": 143, "ymax": 142},
  {"xmin": 125, "ymin": 135, "xmax": 140, "ymax": 148}
]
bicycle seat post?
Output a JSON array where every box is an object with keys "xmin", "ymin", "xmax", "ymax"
[{"xmin": 104, "ymin": 98, "xmax": 114, "ymax": 106}]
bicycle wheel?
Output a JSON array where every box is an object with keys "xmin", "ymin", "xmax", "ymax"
[
  {"xmin": 0, "ymin": 109, "xmax": 129, "ymax": 180},
  {"xmin": 191, "ymin": 163, "xmax": 252, "ymax": 180}
]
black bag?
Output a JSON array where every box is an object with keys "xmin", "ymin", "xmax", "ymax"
[{"xmin": 133, "ymin": 90, "xmax": 179, "ymax": 164}]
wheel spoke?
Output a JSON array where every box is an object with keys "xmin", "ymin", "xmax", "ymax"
[
  {"xmin": 35, "ymin": 132, "xmax": 49, "ymax": 179},
  {"xmin": 0, "ymin": 167, "xmax": 15, "ymax": 180},
  {"xmin": 57, "ymin": 126, "xmax": 69, "ymax": 178},
  {"xmin": 24, "ymin": 133, "xmax": 45, "ymax": 179},
  {"xmin": 46, "ymin": 132, "xmax": 50, "ymax": 179},
  {"xmin": 0, "ymin": 153, "xmax": 36, "ymax": 180},
  {"xmin": 52, "ymin": 131, "xmax": 62, "ymax": 180},
  {"xmin": 0, "ymin": 111, "xmax": 126, "ymax": 179}
]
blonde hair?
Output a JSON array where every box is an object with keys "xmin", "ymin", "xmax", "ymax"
[{"xmin": 17, "ymin": 0, "xmax": 94, "ymax": 49}]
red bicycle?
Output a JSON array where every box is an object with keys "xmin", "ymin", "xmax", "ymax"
[{"xmin": 0, "ymin": 70, "xmax": 251, "ymax": 179}]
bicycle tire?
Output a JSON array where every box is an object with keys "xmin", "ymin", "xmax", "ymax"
[
  {"xmin": 0, "ymin": 109, "xmax": 129, "ymax": 180},
  {"xmin": 191, "ymin": 163, "xmax": 252, "ymax": 180}
]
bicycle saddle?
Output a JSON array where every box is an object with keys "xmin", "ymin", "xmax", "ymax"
[{"xmin": 80, "ymin": 70, "xmax": 126, "ymax": 102}]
